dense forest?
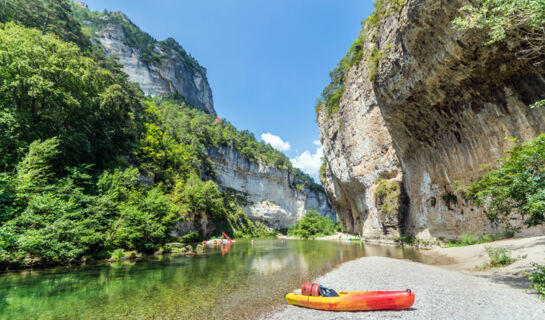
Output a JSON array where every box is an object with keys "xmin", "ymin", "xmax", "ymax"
[{"xmin": 0, "ymin": 0, "xmax": 320, "ymax": 269}]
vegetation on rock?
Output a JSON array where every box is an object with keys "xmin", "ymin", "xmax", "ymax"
[
  {"xmin": 454, "ymin": 0, "xmax": 545, "ymax": 108},
  {"xmin": 374, "ymin": 179, "xmax": 400, "ymax": 214},
  {"xmin": 469, "ymin": 135, "xmax": 545, "ymax": 226},
  {"xmin": 315, "ymin": 0, "xmax": 406, "ymax": 117}
]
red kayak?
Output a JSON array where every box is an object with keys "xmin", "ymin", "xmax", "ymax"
[{"xmin": 286, "ymin": 283, "xmax": 414, "ymax": 311}]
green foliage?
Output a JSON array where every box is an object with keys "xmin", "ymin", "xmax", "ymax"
[
  {"xmin": 453, "ymin": 0, "xmax": 545, "ymax": 44},
  {"xmin": 319, "ymin": 157, "xmax": 327, "ymax": 185},
  {"xmin": 0, "ymin": 0, "xmax": 90, "ymax": 48},
  {"xmin": 15, "ymin": 138, "xmax": 60, "ymax": 194},
  {"xmin": 179, "ymin": 231, "xmax": 200, "ymax": 243},
  {"xmin": 316, "ymin": 0, "xmax": 406, "ymax": 117},
  {"xmin": 174, "ymin": 173, "xmax": 226, "ymax": 220},
  {"xmin": 232, "ymin": 216, "xmax": 276, "ymax": 239},
  {"xmin": 109, "ymin": 249, "xmax": 124, "ymax": 262},
  {"xmin": 70, "ymin": 3, "xmax": 204, "ymax": 70},
  {"xmin": 0, "ymin": 22, "xmax": 143, "ymax": 170},
  {"xmin": 445, "ymin": 230, "xmax": 515, "ymax": 247},
  {"xmin": 484, "ymin": 247, "xmax": 515, "ymax": 267},
  {"xmin": 288, "ymin": 209, "xmax": 335, "ymax": 239},
  {"xmin": 469, "ymin": 135, "xmax": 545, "ymax": 226},
  {"xmin": 0, "ymin": 3, "xmax": 321, "ymax": 269},
  {"xmin": 529, "ymin": 260, "xmax": 545, "ymax": 297},
  {"xmin": 531, "ymin": 99, "xmax": 545, "ymax": 109},
  {"xmin": 374, "ymin": 179, "xmax": 400, "ymax": 214},
  {"xmin": 365, "ymin": 0, "xmax": 406, "ymax": 30}
]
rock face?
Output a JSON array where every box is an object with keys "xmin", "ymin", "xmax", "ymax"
[
  {"xmin": 78, "ymin": 11, "xmax": 214, "ymax": 114},
  {"xmin": 318, "ymin": 0, "xmax": 545, "ymax": 240},
  {"xmin": 209, "ymin": 146, "xmax": 336, "ymax": 229},
  {"xmin": 72, "ymin": 4, "xmax": 337, "ymax": 233}
]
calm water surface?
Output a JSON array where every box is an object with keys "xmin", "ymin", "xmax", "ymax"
[{"xmin": 0, "ymin": 239, "xmax": 436, "ymax": 320}]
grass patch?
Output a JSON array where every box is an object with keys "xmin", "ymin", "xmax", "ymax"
[
  {"xmin": 445, "ymin": 230, "xmax": 515, "ymax": 247},
  {"xmin": 482, "ymin": 247, "xmax": 515, "ymax": 268}
]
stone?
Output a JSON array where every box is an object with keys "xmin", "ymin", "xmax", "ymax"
[
  {"xmin": 318, "ymin": 0, "xmax": 545, "ymax": 240},
  {"xmin": 81, "ymin": 12, "xmax": 214, "ymax": 114},
  {"xmin": 208, "ymin": 146, "xmax": 336, "ymax": 229}
]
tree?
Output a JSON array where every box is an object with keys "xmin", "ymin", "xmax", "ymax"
[
  {"xmin": 454, "ymin": 0, "xmax": 545, "ymax": 60},
  {"xmin": 288, "ymin": 209, "xmax": 335, "ymax": 239},
  {"xmin": 469, "ymin": 135, "xmax": 545, "ymax": 226},
  {"xmin": 0, "ymin": 0, "xmax": 90, "ymax": 48},
  {"xmin": 0, "ymin": 22, "xmax": 142, "ymax": 170}
]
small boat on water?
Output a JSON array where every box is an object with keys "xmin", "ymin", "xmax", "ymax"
[{"xmin": 286, "ymin": 283, "xmax": 414, "ymax": 311}]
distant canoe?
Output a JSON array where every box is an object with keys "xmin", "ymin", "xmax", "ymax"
[{"xmin": 286, "ymin": 290, "xmax": 415, "ymax": 311}]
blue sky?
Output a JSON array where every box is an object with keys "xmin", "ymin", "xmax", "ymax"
[{"xmin": 82, "ymin": 0, "xmax": 374, "ymax": 181}]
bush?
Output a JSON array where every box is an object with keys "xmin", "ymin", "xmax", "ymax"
[
  {"xmin": 485, "ymin": 247, "xmax": 515, "ymax": 267},
  {"xmin": 469, "ymin": 135, "xmax": 545, "ymax": 226},
  {"xmin": 179, "ymin": 231, "xmax": 200, "ymax": 243},
  {"xmin": 529, "ymin": 260, "xmax": 545, "ymax": 297},
  {"xmin": 446, "ymin": 231, "xmax": 515, "ymax": 247},
  {"xmin": 109, "ymin": 249, "xmax": 124, "ymax": 262},
  {"xmin": 374, "ymin": 179, "xmax": 400, "ymax": 214},
  {"xmin": 288, "ymin": 210, "xmax": 335, "ymax": 239}
]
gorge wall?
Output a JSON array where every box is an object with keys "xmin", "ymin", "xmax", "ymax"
[
  {"xmin": 73, "ymin": 3, "xmax": 336, "ymax": 231},
  {"xmin": 209, "ymin": 146, "xmax": 336, "ymax": 229},
  {"xmin": 318, "ymin": 0, "xmax": 545, "ymax": 240},
  {"xmin": 74, "ymin": 4, "xmax": 214, "ymax": 114}
]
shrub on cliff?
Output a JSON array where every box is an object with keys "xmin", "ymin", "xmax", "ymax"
[
  {"xmin": 288, "ymin": 209, "xmax": 335, "ymax": 239},
  {"xmin": 469, "ymin": 135, "xmax": 545, "ymax": 226}
]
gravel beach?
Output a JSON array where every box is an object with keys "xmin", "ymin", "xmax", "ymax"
[{"xmin": 263, "ymin": 256, "xmax": 545, "ymax": 320}]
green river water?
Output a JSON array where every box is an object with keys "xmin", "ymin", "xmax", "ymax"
[{"xmin": 0, "ymin": 239, "xmax": 436, "ymax": 320}]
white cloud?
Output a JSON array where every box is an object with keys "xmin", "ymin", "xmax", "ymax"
[
  {"xmin": 313, "ymin": 140, "xmax": 321, "ymax": 146},
  {"xmin": 290, "ymin": 146, "xmax": 324, "ymax": 181},
  {"xmin": 261, "ymin": 132, "xmax": 291, "ymax": 151}
]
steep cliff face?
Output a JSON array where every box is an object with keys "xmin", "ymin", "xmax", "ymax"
[
  {"xmin": 209, "ymin": 146, "xmax": 336, "ymax": 229},
  {"xmin": 319, "ymin": 0, "xmax": 545, "ymax": 239},
  {"xmin": 73, "ymin": 6, "xmax": 214, "ymax": 114},
  {"xmin": 72, "ymin": 2, "xmax": 336, "ymax": 231}
]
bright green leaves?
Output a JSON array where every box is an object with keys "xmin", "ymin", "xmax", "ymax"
[
  {"xmin": 469, "ymin": 134, "xmax": 545, "ymax": 226},
  {"xmin": 15, "ymin": 138, "xmax": 60, "ymax": 194},
  {"xmin": 0, "ymin": 22, "xmax": 142, "ymax": 170},
  {"xmin": 173, "ymin": 173, "xmax": 226, "ymax": 220},
  {"xmin": 0, "ymin": 0, "xmax": 91, "ymax": 48},
  {"xmin": 453, "ymin": 0, "xmax": 545, "ymax": 44},
  {"xmin": 288, "ymin": 209, "xmax": 335, "ymax": 239}
]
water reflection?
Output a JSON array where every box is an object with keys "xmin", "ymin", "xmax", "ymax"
[{"xmin": 0, "ymin": 240, "xmax": 431, "ymax": 320}]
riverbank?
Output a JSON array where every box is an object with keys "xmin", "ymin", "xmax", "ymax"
[
  {"xmin": 264, "ymin": 236, "xmax": 545, "ymax": 320},
  {"xmin": 263, "ymin": 255, "xmax": 545, "ymax": 320},
  {"xmin": 427, "ymin": 236, "xmax": 545, "ymax": 275}
]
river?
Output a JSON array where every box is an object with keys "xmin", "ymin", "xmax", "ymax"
[{"xmin": 0, "ymin": 239, "xmax": 437, "ymax": 320}]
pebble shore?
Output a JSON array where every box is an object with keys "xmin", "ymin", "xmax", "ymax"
[{"xmin": 263, "ymin": 256, "xmax": 545, "ymax": 320}]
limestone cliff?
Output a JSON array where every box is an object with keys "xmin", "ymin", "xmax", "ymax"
[
  {"xmin": 72, "ymin": 5, "xmax": 214, "ymax": 114},
  {"xmin": 208, "ymin": 146, "xmax": 336, "ymax": 229},
  {"xmin": 318, "ymin": 0, "xmax": 545, "ymax": 240},
  {"xmin": 72, "ymin": 2, "xmax": 336, "ymax": 231}
]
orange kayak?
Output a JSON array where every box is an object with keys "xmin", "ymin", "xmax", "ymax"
[{"xmin": 285, "ymin": 290, "xmax": 415, "ymax": 311}]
